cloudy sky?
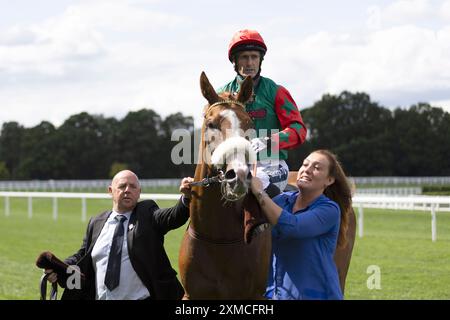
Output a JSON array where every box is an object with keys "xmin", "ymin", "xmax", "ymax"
[{"xmin": 1, "ymin": 0, "xmax": 450, "ymax": 128}]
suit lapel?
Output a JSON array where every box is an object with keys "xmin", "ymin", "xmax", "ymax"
[
  {"xmin": 88, "ymin": 210, "xmax": 111, "ymax": 253},
  {"xmin": 127, "ymin": 207, "xmax": 138, "ymax": 253}
]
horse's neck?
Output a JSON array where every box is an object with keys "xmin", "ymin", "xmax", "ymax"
[{"xmin": 193, "ymin": 162, "xmax": 209, "ymax": 186}]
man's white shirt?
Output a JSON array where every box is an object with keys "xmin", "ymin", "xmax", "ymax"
[{"xmin": 91, "ymin": 210, "xmax": 150, "ymax": 300}]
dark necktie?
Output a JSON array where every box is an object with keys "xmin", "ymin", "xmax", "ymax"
[{"xmin": 104, "ymin": 214, "xmax": 127, "ymax": 291}]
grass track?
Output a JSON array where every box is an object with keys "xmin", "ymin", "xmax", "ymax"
[{"xmin": 0, "ymin": 197, "xmax": 449, "ymax": 299}]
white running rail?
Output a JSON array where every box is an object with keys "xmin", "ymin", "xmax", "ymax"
[
  {"xmin": 0, "ymin": 191, "xmax": 179, "ymax": 222},
  {"xmin": 1, "ymin": 192, "xmax": 449, "ymax": 241},
  {"xmin": 353, "ymin": 195, "xmax": 450, "ymax": 242}
]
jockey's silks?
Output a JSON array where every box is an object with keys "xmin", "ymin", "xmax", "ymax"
[{"xmin": 218, "ymin": 75, "xmax": 307, "ymax": 161}]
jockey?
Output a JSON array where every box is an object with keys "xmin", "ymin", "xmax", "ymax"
[{"xmin": 218, "ymin": 29, "xmax": 307, "ymax": 198}]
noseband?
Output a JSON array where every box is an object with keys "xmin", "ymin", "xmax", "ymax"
[
  {"xmin": 188, "ymin": 169, "xmax": 250, "ymax": 202},
  {"xmin": 189, "ymin": 170, "xmax": 225, "ymax": 187},
  {"xmin": 192, "ymin": 175, "xmax": 249, "ymax": 202}
]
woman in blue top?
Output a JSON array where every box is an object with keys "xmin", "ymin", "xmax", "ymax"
[{"xmin": 250, "ymin": 149, "xmax": 352, "ymax": 300}]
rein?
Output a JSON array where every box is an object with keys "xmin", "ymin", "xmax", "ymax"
[
  {"xmin": 188, "ymin": 170, "xmax": 224, "ymax": 187},
  {"xmin": 40, "ymin": 273, "xmax": 58, "ymax": 300},
  {"xmin": 188, "ymin": 170, "xmax": 249, "ymax": 202}
]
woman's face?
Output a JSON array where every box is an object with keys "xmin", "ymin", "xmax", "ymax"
[{"xmin": 296, "ymin": 152, "xmax": 334, "ymax": 192}]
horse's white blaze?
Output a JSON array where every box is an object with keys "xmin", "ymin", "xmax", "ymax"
[
  {"xmin": 220, "ymin": 109, "xmax": 241, "ymax": 137},
  {"xmin": 204, "ymin": 127, "xmax": 223, "ymax": 160}
]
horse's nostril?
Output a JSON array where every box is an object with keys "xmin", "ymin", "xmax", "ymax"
[
  {"xmin": 236, "ymin": 168, "xmax": 247, "ymax": 182},
  {"xmin": 225, "ymin": 169, "xmax": 236, "ymax": 180}
]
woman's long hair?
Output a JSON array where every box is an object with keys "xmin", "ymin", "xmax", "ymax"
[{"xmin": 315, "ymin": 149, "xmax": 352, "ymax": 248}]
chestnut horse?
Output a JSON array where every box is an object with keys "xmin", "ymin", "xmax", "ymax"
[{"xmin": 178, "ymin": 72, "xmax": 271, "ymax": 299}]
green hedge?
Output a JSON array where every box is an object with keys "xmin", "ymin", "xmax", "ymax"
[{"xmin": 422, "ymin": 185, "xmax": 450, "ymax": 195}]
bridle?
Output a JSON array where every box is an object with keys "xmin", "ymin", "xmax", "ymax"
[
  {"xmin": 203, "ymin": 99, "xmax": 246, "ymax": 117},
  {"xmin": 189, "ymin": 170, "xmax": 225, "ymax": 187}
]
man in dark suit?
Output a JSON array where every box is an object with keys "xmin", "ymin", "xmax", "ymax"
[{"xmin": 44, "ymin": 170, "xmax": 193, "ymax": 300}]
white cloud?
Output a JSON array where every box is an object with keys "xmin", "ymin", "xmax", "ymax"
[
  {"xmin": 265, "ymin": 22, "xmax": 450, "ymax": 111},
  {"xmin": 329, "ymin": 25, "xmax": 450, "ymax": 91},
  {"xmin": 0, "ymin": 0, "xmax": 192, "ymax": 126},
  {"xmin": 366, "ymin": 6, "xmax": 382, "ymax": 30},
  {"xmin": 383, "ymin": 0, "xmax": 433, "ymax": 23},
  {"xmin": 50, "ymin": 0, "xmax": 184, "ymax": 33},
  {"xmin": 366, "ymin": 0, "xmax": 450, "ymax": 29},
  {"xmin": 0, "ymin": 0, "xmax": 187, "ymax": 76},
  {"xmin": 440, "ymin": 0, "xmax": 450, "ymax": 20},
  {"xmin": 1, "ymin": 0, "xmax": 450, "ymax": 130},
  {"xmin": 0, "ymin": 25, "xmax": 38, "ymax": 46}
]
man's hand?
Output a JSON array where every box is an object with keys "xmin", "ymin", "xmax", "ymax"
[
  {"xmin": 250, "ymin": 137, "xmax": 269, "ymax": 153},
  {"xmin": 44, "ymin": 269, "xmax": 58, "ymax": 283},
  {"xmin": 179, "ymin": 177, "xmax": 194, "ymax": 199}
]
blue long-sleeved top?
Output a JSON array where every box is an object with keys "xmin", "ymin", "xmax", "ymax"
[{"xmin": 266, "ymin": 191, "xmax": 343, "ymax": 300}]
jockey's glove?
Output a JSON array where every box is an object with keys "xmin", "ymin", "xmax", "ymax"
[{"xmin": 250, "ymin": 137, "xmax": 270, "ymax": 153}]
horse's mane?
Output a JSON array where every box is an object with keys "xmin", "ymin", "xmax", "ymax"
[{"xmin": 218, "ymin": 91, "xmax": 235, "ymax": 100}]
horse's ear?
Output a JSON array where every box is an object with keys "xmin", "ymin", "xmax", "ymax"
[
  {"xmin": 200, "ymin": 71, "xmax": 219, "ymax": 105},
  {"xmin": 236, "ymin": 76, "xmax": 253, "ymax": 104}
]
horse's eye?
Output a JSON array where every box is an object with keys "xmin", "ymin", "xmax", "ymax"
[{"xmin": 206, "ymin": 121, "xmax": 218, "ymax": 130}]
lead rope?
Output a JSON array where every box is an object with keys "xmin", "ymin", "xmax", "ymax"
[{"xmin": 188, "ymin": 170, "xmax": 225, "ymax": 188}]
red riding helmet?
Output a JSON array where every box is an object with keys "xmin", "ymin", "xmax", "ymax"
[{"xmin": 228, "ymin": 29, "xmax": 267, "ymax": 62}]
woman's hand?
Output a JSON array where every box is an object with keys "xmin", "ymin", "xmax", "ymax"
[{"xmin": 250, "ymin": 176, "xmax": 264, "ymax": 196}]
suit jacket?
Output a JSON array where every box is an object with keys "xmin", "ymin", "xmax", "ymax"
[{"xmin": 60, "ymin": 198, "xmax": 189, "ymax": 300}]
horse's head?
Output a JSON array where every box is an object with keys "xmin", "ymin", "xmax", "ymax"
[{"xmin": 199, "ymin": 72, "xmax": 256, "ymax": 202}]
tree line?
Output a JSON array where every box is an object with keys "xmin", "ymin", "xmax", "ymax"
[
  {"xmin": 286, "ymin": 91, "xmax": 450, "ymax": 177},
  {"xmin": 0, "ymin": 110, "xmax": 195, "ymax": 179},
  {"xmin": 1, "ymin": 91, "xmax": 449, "ymax": 180}
]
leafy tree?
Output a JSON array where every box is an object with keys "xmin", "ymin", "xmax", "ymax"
[
  {"xmin": 1, "ymin": 97, "xmax": 449, "ymax": 179},
  {"xmin": 161, "ymin": 112, "xmax": 196, "ymax": 177},
  {"xmin": 0, "ymin": 122, "xmax": 24, "ymax": 178},
  {"xmin": 290, "ymin": 91, "xmax": 394, "ymax": 176},
  {"xmin": 55, "ymin": 112, "xmax": 117, "ymax": 179},
  {"xmin": 0, "ymin": 161, "xmax": 10, "ymax": 179},
  {"xmin": 16, "ymin": 121, "xmax": 56, "ymax": 179},
  {"xmin": 109, "ymin": 162, "xmax": 128, "ymax": 178},
  {"xmin": 115, "ymin": 109, "xmax": 164, "ymax": 178},
  {"xmin": 392, "ymin": 103, "xmax": 450, "ymax": 176}
]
